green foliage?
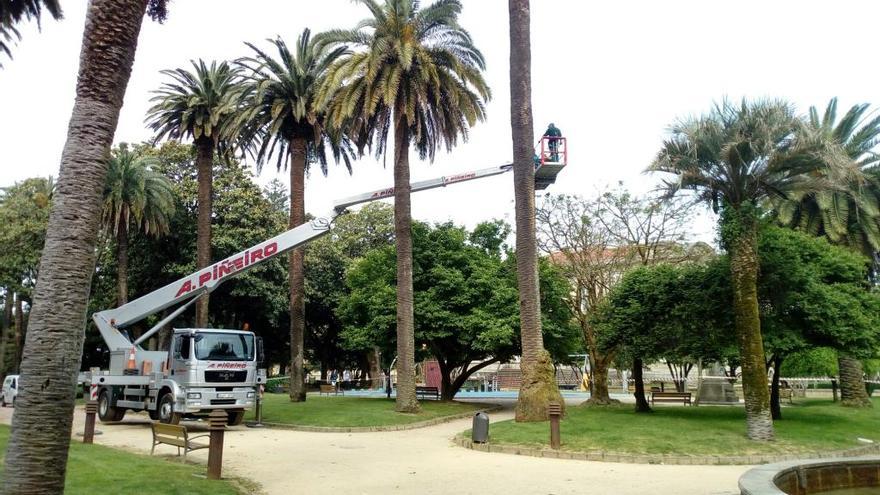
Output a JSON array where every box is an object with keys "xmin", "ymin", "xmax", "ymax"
[
  {"xmin": 783, "ymin": 348, "xmax": 839, "ymax": 377},
  {"xmin": 339, "ymin": 220, "xmax": 579, "ymax": 396},
  {"xmin": 0, "ymin": 177, "xmax": 54, "ymax": 295},
  {"xmin": 102, "ymin": 144, "xmax": 175, "ymax": 237},
  {"xmin": 317, "ymin": 0, "xmax": 491, "ymax": 160}
]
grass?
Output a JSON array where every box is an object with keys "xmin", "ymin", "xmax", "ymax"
[
  {"xmin": 0, "ymin": 425, "xmax": 240, "ymax": 494},
  {"xmin": 482, "ymin": 399, "xmax": 880, "ymax": 456},
  {"xmin": 249, "ymin": 394, "xmax": 483, "ymax": 427}
]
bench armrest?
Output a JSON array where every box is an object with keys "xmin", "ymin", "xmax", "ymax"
[{"xmin": 188, "ymin": 433, "xmax": 210, "ymax": 442}]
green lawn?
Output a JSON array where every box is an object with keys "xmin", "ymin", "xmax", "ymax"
[
  {"xmin": 0, "ymin": 425, "xmax": 240, "ymax": 494},
  {"xmin": 483, "ymin": 399, "xmax": 880, "ymax": 456},
  {"xmin": 250, "ymin": 394, "xmax": 483, "ymax": 427}
]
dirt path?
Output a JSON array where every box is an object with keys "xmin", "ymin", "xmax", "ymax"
[{"xmin": 0, "ymin": 404, "xmax": 746, "ymax": 494}]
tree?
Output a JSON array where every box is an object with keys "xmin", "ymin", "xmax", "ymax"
[
  {"xmin": 0, "ymin": 0, "xmax": 61, "ymax": 66},
  {"xmin": 339, "ymin": 221, "xmax": 579, "ymax": 400},
  {"xmin": 146, "ymin": 59, "xmax": 244, "ymax": 328},
  {"xmin": 774, "ymin": 97, "xmax": 880, "ymax": 408},
  {"xmin": 237, "ymin": 30, "xmax": 352, "ymax": 402},
  {"xmin": 318, "ymin": 0, "xmax": 490, "ymax": 413},
  {"xmin": 101, "ymin": 145, "xmax": 174, "ymax": 305},
  {"xmin": 3, "ymin": 2, "xmax": 167, "ymax": 492},
  {"xmin": 505, "ymin": 0, "xmax": 560, "ymax": 422},
  {"xmin": 649, "ymin": 99, "xmax": 858, "ymax": 441}
]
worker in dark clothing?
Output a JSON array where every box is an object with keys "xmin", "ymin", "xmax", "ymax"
[{"xmin": 543, "ymin": 123, "xmax": 562, "ymax": 162}]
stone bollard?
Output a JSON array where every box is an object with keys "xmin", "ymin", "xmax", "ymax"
[
  {"xmin": 83, "ymin": 401, "xmax": 98, "ymax": 444},
  {"xmin": 548, "ymin": 401, "xmax": 562, "ymax": 450},
  {"xmin": 207, "ymin": 409, "xmax": 228, "ymax": 480}
]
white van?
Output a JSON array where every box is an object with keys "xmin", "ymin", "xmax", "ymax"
[{"xmin": 1, "ymin": 374, "xmax": 19, "ymax": 407}]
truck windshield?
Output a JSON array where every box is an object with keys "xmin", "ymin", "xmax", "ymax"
[{"xmin": 193, "ymin": 333, "xmax": 254, "ymax": 362}]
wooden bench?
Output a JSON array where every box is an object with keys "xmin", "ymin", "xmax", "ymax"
[
  {"xmin": 319, "ymin": 383, "xmax": 343, "ymax": 396},
  {"xmin": 150, "ymin": 422, "xmax": 209, "ymax": 458},
  {"xmin": 416, "ymin": 386, "xmax": 440, "ymax": 400},
  {"xmin": 651, "ymin": 391, "xmax": 692, "ymax": 406},
  {"xmin": 772, "ymin": 386, "xmax": 794, "ymax": 404}
]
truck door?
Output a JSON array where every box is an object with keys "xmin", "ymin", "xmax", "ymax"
[{"xmin": 171, "ymin": 334, "xmax": 191, "ymax": 377}]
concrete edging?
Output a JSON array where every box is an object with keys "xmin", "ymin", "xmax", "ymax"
[
  {"xmin": 453, "ymin": 435, "xmax": 880, "ymax": 466},
  {"xmin": 260, "ymin": 404, "xmax": 501, "ymax": 433}
]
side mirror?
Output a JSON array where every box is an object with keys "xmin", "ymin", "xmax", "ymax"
[{"xmin": 256, "ymin": 337, "xmax": 265, "ymax": 366}]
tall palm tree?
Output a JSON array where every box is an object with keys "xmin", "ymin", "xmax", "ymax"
[
  {"xmin": 775, "ymin": 98, "xmax": 880, "ymax": 408},
  {"xmin": 4, "ymin": 2, "xmax": 165, "ymax": 492},
  {"xmin": 317, "ymin": 0, "xmax": 490, "ymax": 413},
  {"xmin": 649, "ymin": 99, "xmax": 858, "ymax": 441},
  {"xmin": 237, "ymin": 31, "xmax": 352, "ymax": 402},
  {"xmin": 0, "ymin": 0, "xmax": 62, "ymax": 66},
  {"xmin": 101, "ymin": 146, "xmax": 174, "ymax": 306},
  {"xmin": 146, "ymin": 59, "xmax": 244, "ymax": 327}
]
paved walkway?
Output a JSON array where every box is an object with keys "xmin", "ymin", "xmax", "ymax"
[{"xmin": 0, "ymin": 403, "xmax": 747, "ymax": 494}]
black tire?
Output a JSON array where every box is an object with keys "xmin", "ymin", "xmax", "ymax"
[
  {"xmin": 158, "ymin": 392, "xmax": 181, "ymax": 425},
  {"xmin": 148, "ymin": 404, "xmax": 160, "ymax": 421},
  {"xmin": 1, "ymin": 395, "xmax": 6, "ymax": 407},
  {"xmin": 227, "ymin": 410, "xmax": 245, "ymax": 426},
  {"xmin": 98, "ymin": 389, "xmax": 124, "ymax": 423}
]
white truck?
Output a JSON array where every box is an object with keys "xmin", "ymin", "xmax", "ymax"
[{"xmin": 88, "ymin": 144, "xmax": 565, "ymax": 426}]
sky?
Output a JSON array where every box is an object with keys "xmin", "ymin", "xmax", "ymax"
[{"xmin": 2, "ymin": 0, "xmax": 879, "ymax": 245}]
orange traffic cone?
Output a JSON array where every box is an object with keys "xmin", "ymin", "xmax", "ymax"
[{"xmin": 126, "ymin": 347, "xmax": 137, "ymax": 370}]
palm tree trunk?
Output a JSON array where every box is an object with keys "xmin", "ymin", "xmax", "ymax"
[
  {"xmin": 116, "ymin": 217, "xmax": 129, "ymax": 305},
  {"xmin": 633, "ymin": 357, "xmax": 652, "ymax": 413},
  {"xmin": 288, "ymin": 137, "xmax": 307, "ymax": 402},
  {"xmin": 729, "ymin": 219, "xmax": 774, "ymax": 441},
  {"xmin": 194, "ymin": 136, "xmax": 214, "ymax": 328},
  {"xmin": 3, "ymin": 2, "xmax": 146, "ymax": 492},
  {"xmin": 509, "ymin": 0, "xmax": 562, "ymax": 422},
  {"xmin": 0, "ymin": 291, "xmax": 11, "ymax": 376},
  {"xmin": 838, "ymin": 352, "xmax": 872, "ymax": 407},
  {"xmin": 393, "ymin": 115, "xmax": 419, "ymax": 413}
]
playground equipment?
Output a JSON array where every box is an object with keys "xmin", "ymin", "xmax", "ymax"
[{"xmin": 89, "ymin": 143, "xmax": 567, "ymax": 426}]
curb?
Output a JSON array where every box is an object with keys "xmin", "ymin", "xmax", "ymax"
[
  {"xmin": 452, "ymin": 435, "xmax": 880, "ymax": 466},
  {"xmin": 260, "ymin": 404, "xmax": 502, "ymax": 433}
]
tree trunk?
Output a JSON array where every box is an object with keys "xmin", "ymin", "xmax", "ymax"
[
  {"xmin": 13, "ymin": 295, "xmax": 23, "ymax": 373},
  {"xmin": 729, "ymin": 218, "xmax": 774, "ymax": 441},
  {"xmin": 585, "ymin": 358, "xmax": 614, "ymax": 405},
  {"xmin": 392, "ymin": 114, "xmax": 419, "ymax": 413},
  {"xmin": 116, "ymin": 217, "xmax": 129, "ymax": 305},
  {"xmin": 367, "ymin": 347, "xmax": 381, "ymax": 389},
  {"xmin": 0, "ymin": 290, "xmax": 10, "ymax": 378},
  {"xmin": 3, "ymin": 2, "xmax": 146, "ymax": 492},
  {"xmin": 288, "ymin": 137, "xmax": 307, "ymax": 403},
  {"xmin": 770, "ymin": 354, "xmax": 782, "ymax": 420},
  {"xmin": 838, "ymin": 352, "xmax": 872, "ymax": 407},
  {"xmin": 509, "ymin": 0, "xmax": 562, "ymax": 422},
  {"xmin": 194, "ymin": 137, "xmax": 214, "ymax": 328},
  {"xmin": 633, "ymin": 357, "xmax": 652, "ymax": 413}
]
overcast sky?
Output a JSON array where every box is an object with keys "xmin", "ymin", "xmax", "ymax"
[{"xmin": 2, "ymin": 1, "xmax": 879, "ymax": 245}]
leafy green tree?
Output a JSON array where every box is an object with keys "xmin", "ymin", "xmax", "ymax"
[
  {"xmin": 146, "ymin": 59, "xmax": 245, "ymax": 327},
  {"xmin": 318, "ymin": 0, "xmax": 490, "ymax": 413},
  {"xmin": 649, "ymin": 99, "xmax": 858, "ymax": 440},
  {"xmin": 339, "ymin": 221, "xmax": 579, "ymax": 400},
  {"xmin": 773, "ymin": 97, "xmax": 880, "ymax": 408},
  {"xmin": 101, "ymin": 145, "xmax": 174, "ymax": 305},
  {"xmin": 4, "ymin": 2, "xmax": 167, "ymax": 491},
  {"xmin": 237, "ymin": 30, "xmax": 352, "ymax": 402}
]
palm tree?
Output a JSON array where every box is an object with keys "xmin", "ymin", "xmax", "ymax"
[
  {"xmin": 507, "ymin": 0, "xmax": 563, "ymax": 421},
  {"xmin": 774, "ymin": 97, "xmax": 880, "ymax": 408},
  {"xmin": 101, "ymin": 146, "xmax": 174, "ymax": 306},
  {"xmin": 649, "ymin": 99, "xmax": 858, "ymax": 441},
  {"xmin": 0, "ymin": 0, "xmax": 62, "ymax": 66},
  {"xmin": 4, "ymin": 2, "xmax": 166, "ymax": 492},
  {"xmin": 146, "ymin": 59, "xmax": 244, "ymax": 327},
  {"xmin": 237, "ymin": 31, "xmax": 352, "ymax": 402},
  {"xmin": 317, "ymin": 0, "xmax": 490, "ymax": 413}
]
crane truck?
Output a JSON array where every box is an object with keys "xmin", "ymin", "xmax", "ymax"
[{"xmin": 88, "ymin": 137, "xmax": 566, "ymax": 426}]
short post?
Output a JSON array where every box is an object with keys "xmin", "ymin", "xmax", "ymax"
[
  {"xmin": 83, "ymin": 401, "xmax": 98, "ymax": 444},
  {"xmin": 831, "ymin": 378, "xmax": 839, "ymax": 402},
  {"xmin": 207, "ymin": 409, "xmax": 227, "ymax": 480},
  {"xmin": 247, "ymin": 384, "xmax": 265, "ymax": 428},
  {"xmin": 548, "ymin": 401, "xmax": 562, "ymax": 450}
]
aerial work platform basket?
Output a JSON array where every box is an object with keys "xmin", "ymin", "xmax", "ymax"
[{"xmin": 535, "ymin": 136, "xmax": 567, "ymax": 190}]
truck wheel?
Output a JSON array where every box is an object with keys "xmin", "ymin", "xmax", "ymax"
[
  {"xmin": 1, "ymin": 395, "xmax": 6, "ymax": 407},
  {"xmin": 158, "ymin": 392, "xmax": 181, "ymax": 425},
  {"xmin": 98, "ymin": 389, "xmax": 124, "ymax": 423},
  {"xmin": 227, "ymin": 410, "xmax": 245, "ymax": 426}
]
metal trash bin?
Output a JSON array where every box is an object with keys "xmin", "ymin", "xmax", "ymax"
[{"xmin": 472, "ymin": 412, "xmax": 489, "ymax": 443}]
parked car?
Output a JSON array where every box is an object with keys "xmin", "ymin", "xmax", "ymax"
[{"xmin": 1, "ymin": 374, "xmax": 19, "ymax": 407}]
